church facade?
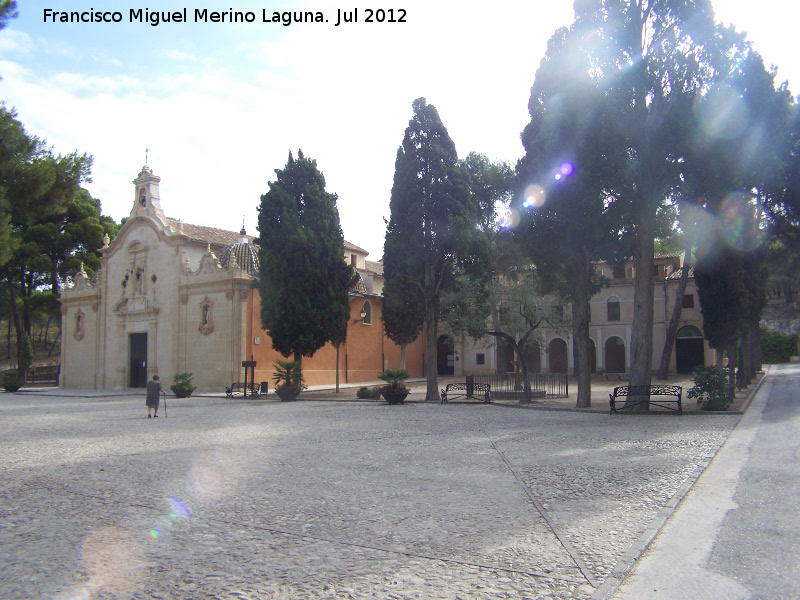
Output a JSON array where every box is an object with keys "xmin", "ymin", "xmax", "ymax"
[{"xmin": 58, "ymin": 166, "xmax": 424, "ymax": 391}]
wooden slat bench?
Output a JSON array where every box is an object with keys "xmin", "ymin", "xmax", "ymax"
[
  {"xmin": 609, "ymin": 385, "xmax": 682, "ymax": 415},
  {"xmin": 441, "ymin": 382, "xmax": 491, "ymax": 404},
  {"xmin": 225, "ymin": 382, "xmax": 262, "ymax": 399}
]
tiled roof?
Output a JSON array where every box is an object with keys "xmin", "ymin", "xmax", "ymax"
[
  {"xmin": 344, "ymin": 240, "xmax": 369, "ymax": 255},
  {"xmin": 219, "ymin": 242, "xmax": 260, "ymax": 276},
  {"xmin": 166, "ymin": 218, "xmax": 255, "ymax": 247},
  {"xmin": 365, "ymin": 260, "xmax": 383, "ymax": 275}
]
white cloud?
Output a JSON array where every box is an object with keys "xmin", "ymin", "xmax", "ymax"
[
  {"xmin": 166, "ymin": 49, "xmax": 197, "ymax": 62},
  {"xmin": 0, "ymin": 29, "xmax": 32, "ymax": 55}
]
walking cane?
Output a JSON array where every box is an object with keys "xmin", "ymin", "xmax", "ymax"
[{"xmin": 163, "ymin": 391, "xmax": 167, "ymax": 418}]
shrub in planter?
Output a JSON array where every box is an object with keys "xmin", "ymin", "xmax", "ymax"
[
  {"xmin": 688, "ymin": 365, "xmax": 735, "ymax": 411},
  {"xmin": 378, "ymin": 369, "xmax": 409, "ymax": 404},
  {"xmin": 2, "ymin": 369, "xmax": 22, "ymax": 392},
  {"xmin": 273, "ymin": 360, "xmax": 306, "ymax": 401},
  {"xmin": 170, "ymin": 372, "xmax": 196, "ymax": 398}
]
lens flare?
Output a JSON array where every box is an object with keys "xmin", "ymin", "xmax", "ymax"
[
  {"xmin": 719, "ymin": 192, "xmax": 762, "ymax": 252},
  {"xmin": 501, "ymin": 208, "xmax": 521, "ymax": 229},
  {"xmin": 523, "ymin": 184, "xmax": 546, "ymax": 208},
  {"xmin": 560, "ymin": 162, "xmax": 574, "ymax": 176},
  {"xmin": 80, "ymin": 526, "xmax": 146, "ymax": 594},
  {"xmin": 695, "ymin": 83, "xmax": 748, "ymax": 140},
  {"xmin": 169, "ymin": 496, "xmax": 191, "ymax": 520}
]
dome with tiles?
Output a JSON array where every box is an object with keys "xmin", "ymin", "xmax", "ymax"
[{"xmin": 219, "ymin": 227, "xmax": 260, "ymax": 276}]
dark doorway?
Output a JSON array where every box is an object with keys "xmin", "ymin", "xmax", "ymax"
[
  {"xmin": 604, "ymin": 336, "xmax": 626, "ymax": 373},
  {"xmin": 549, "ymin": 338, "xmax": 568, "ymax": 373},
  {"xmin": 676, "ymin": 326, "xmax": 705, "ymax": 374},
  {"xmin": 498, "ymin": 339, "xmax": 515, "ymax": 373},
  {"xmin": 129, "ymin": 333, "xmax": 148, "ymax": 388},
  {"xmin": 437, "ymin": 335, "xmax": 454, "ymax": 375},
  {"xmin": 589, "ymin": 339, "xmax": 597, "ymax": 373},
  {"xmin": 523, "ymin": 341, "xmax": 541, "ymax": 373}
]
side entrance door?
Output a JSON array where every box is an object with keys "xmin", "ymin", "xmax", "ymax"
[{"xmin": 129, "ymin": 333, "xmax": 148, "ymax": 388}]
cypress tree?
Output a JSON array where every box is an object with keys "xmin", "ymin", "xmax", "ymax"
[{"xmin": 257, "ymin": 150, "xmax": 352, "ymax": 362}]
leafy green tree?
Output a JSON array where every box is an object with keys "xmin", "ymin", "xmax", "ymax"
[
  {"xmin": 574, "ymin": 0, "xmax": 716, "ymax": 392},
  {"xmin": 443, "ymin": 271, "xmax": 570, "ymax": 403},
  {"xmin": 257, "ymin": 150, "xmax": 352, "ymax": 363},
  {"xmin": 26, "ymin": 188, "xmax": 118, "ymax": 293},
  {"xmin": 516, "ymin": 22, "xmax": 621, "ymax": 407},
  {"xmin": 0, "ymin": 106, "xmax": 95, "ymax": 378},
  {"xmin": 383, "ymin": 98, "xmax": 486, "ymax": 401}
]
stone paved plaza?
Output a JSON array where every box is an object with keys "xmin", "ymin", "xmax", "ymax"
[{"xmin": 1, "ymin": 392, "xmax": 741, "ymax": 599}]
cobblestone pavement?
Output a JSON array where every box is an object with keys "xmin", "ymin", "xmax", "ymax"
[{"xmin": 0, "ymin": 392, "xmax": 741, "ymax": 599}]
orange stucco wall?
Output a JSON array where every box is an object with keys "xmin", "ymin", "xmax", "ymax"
[{"xmin": 244, "ymin": 290, "xmax": 424, "ymax": 388}]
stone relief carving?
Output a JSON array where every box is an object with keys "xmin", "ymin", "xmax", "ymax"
[
  {"xmin": 199, "ymin": 297, "xmax": 214, "ymax": 335},
  {"xmin": 73, "ymin": 309, "xmax": 85, "ymax": 341}
]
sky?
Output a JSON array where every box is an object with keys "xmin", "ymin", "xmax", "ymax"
[{"xmin": 1, "ymin": 1, "xmax": 798, "ymax": 260}]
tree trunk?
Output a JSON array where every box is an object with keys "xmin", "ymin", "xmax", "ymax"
[
  {"xmin": 741, "ymin": 330, "xmax": 753, "ymax": 387},
  {"xmin": 752, "ymin": 323, "xmax": 763, "ymax": 373},
  {"xmin": 424, "ymin": 312, "xmax": 438, "ymax": 402},
  {"xmin": 400, "ymin": 344, "xmax": 407, "ymax": 371},
  {"xmin": 658, "ymin": 250, "xmax": 692, "ymax": 380},
  {"xmin": 628, "ymin": 192, "xmax": 656, "ymax": 408},
  {"xmin": 516, "ymin": 340, "xmax": 533, "ymax": 404},
  {"xmin": 573, "ymin": 258, "xmax": 591, "ymax": 408},
  {"xmin": 8, "ymin": 284, "xmax": 27, "ymax": 380},
  {"xmin": 335, "ymin": 344, "xmax": 340, "ymax": 393},
  {"xmin": 48, "ymin": 328, "xmax": 61, "ymax": 358}
]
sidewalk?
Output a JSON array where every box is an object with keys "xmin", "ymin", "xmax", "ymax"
[
  {"xmin": 606, "ymin": 363, "xmax": 799, "ymax": 600},
  {"xmin": 298, "ymin": 372, "xmax": 761, "ymax": 414}
]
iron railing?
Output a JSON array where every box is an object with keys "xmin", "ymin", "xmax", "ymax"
[{"xmin": 472, "ymin": 372, "xmax": 569, "ymax": 399}]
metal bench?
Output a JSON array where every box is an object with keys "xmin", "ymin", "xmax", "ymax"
[
  {"xmin": 26, "ymin": 364, "xmax": 60, "ymax": 386},
  {"xmin": 609, "ymin": 384, "xmax": 682, "ymax": 415},
  {"xmin": 225, "ymin": 382, "xmax": 262, "ymax": 399},
  {"xmin": 441, "ymin": 382, "xmax": 491, "ymax": 404}
]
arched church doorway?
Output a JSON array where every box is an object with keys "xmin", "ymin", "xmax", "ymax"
[
  {"xmin": 437, "ymin": 335, "xmax": 455, "ymax": 375},
  {"xmin": 676, "ymin": 325, "xmax": 705, "ymax": 374},
  {"xmin": 523, "ymin": 340, "xmax": 541, "ymax": 373},
  {"xmin": 604, "ymin": 336, "xmax": 626, "ymax": 373},
  {"xmin": 548, "ymin": 338, "xmax": 568, "ymax": 373}
]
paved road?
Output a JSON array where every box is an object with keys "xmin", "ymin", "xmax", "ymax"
[
  {"xmin": 610, "ymin": 362, "xmax": 800, "ymax": 600},
  {"xmin": 0, "ymin": 375, "xmax": 774, "ymax": 599}
]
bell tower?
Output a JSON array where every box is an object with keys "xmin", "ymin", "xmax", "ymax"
[{"xmin": 131, "ymin": 164, "xmax": 167, "ymax": 224}]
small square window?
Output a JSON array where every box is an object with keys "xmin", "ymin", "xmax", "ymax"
[
  {"xmin": 476, "ymin": 353, "xmax": 485, "ymax": 365},
  {"xmin": 682, "ymin": 294, "xmax": 694, "ymax": 308}
]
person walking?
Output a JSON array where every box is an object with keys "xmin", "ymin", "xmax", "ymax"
[{"xmin": 146, "ymin": 374, "xmax": 166, "ymax": 418}]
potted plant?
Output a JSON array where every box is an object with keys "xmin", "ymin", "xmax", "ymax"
[
  {"xmin": 273, "ymin": 359, "xmax": 305, "ymax": 401},
  {"xmin": 378, "ymin": 369, "xmax": 409, "ymax": 404},
  {"xmin": 170, "ymin": 372, "xmax": 196, "ymax": 398},
  {"xmin": 2, "ymin": 369, "xmax": 22, "ymax": 393}
]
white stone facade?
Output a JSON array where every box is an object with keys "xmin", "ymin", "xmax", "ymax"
[{"xmin": 60, "ymin": 166, "xmax": 253, "ymax": 391}]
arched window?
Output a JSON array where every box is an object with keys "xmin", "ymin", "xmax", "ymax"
[{"xmin": 362, "ymin": 300, "xmax": 372, "ymax": 325}]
